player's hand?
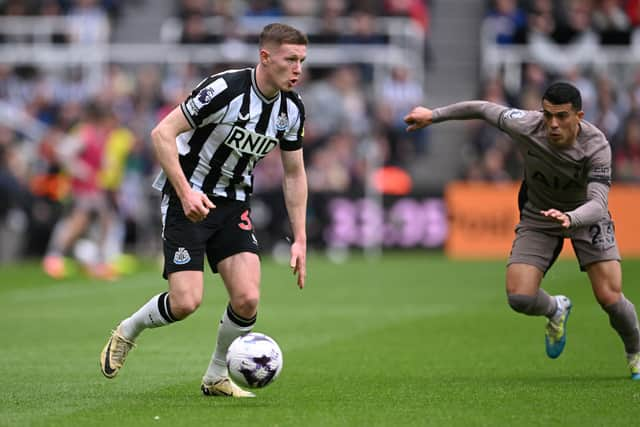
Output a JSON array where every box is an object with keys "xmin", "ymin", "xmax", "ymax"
[
  {"xmin": 404, "ymin": 106, "xmax": 433, "ymax": 132},
  {"xmin": 289, "ymin": 240, "xmax": 307, "ymax": 289},
  {"xmin": 181, "ymin": 190, "xmax": 215, "ymax": 222},
  {"xmin": 541, "ymin": 209, "xmax": 571, "ymax": 228}
]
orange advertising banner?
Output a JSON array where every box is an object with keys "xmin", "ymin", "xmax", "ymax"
[{"xmin": 445, "ymin": 182, "xmax": 640, "ymax": 259}]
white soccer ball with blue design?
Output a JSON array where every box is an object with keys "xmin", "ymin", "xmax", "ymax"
[{"xmin": 226, "ymin": 332, "xmax": 283, "ymax": 388}]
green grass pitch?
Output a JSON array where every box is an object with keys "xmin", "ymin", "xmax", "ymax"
[{"xmin": 2, "ymin": 253, "xmax": 640, "ymax": 426}]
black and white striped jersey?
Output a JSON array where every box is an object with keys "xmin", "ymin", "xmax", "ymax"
[{"xmin": 152, "ymin": 67, "xmax": 305, "ymax": 201}]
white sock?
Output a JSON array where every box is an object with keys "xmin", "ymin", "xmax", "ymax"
[
  {"xmin": 119, "ymin": 292, "xmax": 176, "ymax": 340},
  {"xmin": 204, "ymin": 304, "xmax": 255, "ymax": 381},
  {"xmin": 551, "ymin": 295, "xmax": 567, "ymax": 320}
]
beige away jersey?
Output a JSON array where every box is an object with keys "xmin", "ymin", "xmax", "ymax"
[{"xmin": 432, "ymin": 101, "xmax": 611, "ymax": 228}]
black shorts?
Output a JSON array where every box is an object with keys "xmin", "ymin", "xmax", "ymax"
[{"xmin": 161, "ymin": 194, "xmax": 260, "ymax": 279}]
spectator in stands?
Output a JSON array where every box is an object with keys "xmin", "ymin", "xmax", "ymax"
[
  {"xmin": 180, "ymin": 13, "xmax": 215, "ymax": 44},
  {"xmin": 39, "ymin": 0, "xmax": 71, "ymax": 44},
  {"xmin": 525, "ymin": 0, "xmax": 556, "ymax": 38},
  {"xmin": 0, "ymin": 125, "xmax": 32, "ymax": 262},
  {"xmin": 382, "ymin": 0, "xmax": 430, "ymax": 33},
  {"xmin": 561, "ymin": 66, "xmax": 598, "ymax": 122},
  {"xmin": 48, "ymin": 66, "xmax": 93, "ymax": 107},
  {"xmin": 519, "ymin": 63, "xmax": 548, "ymax": 101},
  {"xmin": 626, "ymin": 0, "xmax": 640, "ymax": 27},
  {"xmin": 303, "ymin": 67, "xmax": 351, "ymax": 147},
  {"xmin": 377, "ymin": 65, "xmax": 428, "ymax": 160},
  {"xmin": 339, "ymin": 10, "xmax": 388, "ymax": 45},
  {"xmin": 307, "ymin": 133, "xmax": 358, "ymax": 193},
  {"xmin": 310, "ymin": 0, "xmax": 345, "ymax": 44},
  {"xmin": 42, "ymin": 101, "xmax": 120, "ymax": 279},
  {"xmin": 243, "ymin": 0, "xmax": 282, "ymax": 17},
  {"xmin": 613, "ymin": 114, "xmax": 640, "ymax": 181},
  {"xmin": 339, "ymin": 10, "xmax": 388, "ymax": 82},
  {"xmin": 479, "ymin": 146, "xmax": 513, "ymax": 182},
  {"xmin": 594, "ymin": 74, "xmax": 623, "ymax": 139},
  {"xmin": 528, "ymin": 0, "xmax": 599, "ymax": 74},
  {"xmin": 280, "ymin": 0, "xmax": 318, "ymax": 16},
  {"xmin": 177, "ymin": 0, "xmax": 210, "ymax": 19},
  {"xmin": 67, "ymin": 0, "xmax": 111, "ymax": 44},
  {"xmin": 592, "ymin": 0, "xmax": 632, "ymax": 44},
  {"xmin": 469, "ymin": 76, "xmax": 512, "ymax": 155},
  {"xmin": 484, "ymin": 0, "xmax": 528, "ymax": 44},
  {"xmin": 330, "ymin": 65, "xmax": 371, "ymax": 138},
  {"xmin": 623, "ymin": 66, "xmax": 640, "ymax": 115}
]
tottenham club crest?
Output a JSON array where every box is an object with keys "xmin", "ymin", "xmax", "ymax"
[
  {"xmin": 173, "ymin": 247, "xmax": 191, "ymax": 265},
  {"xmin": 275, "ymin": 112, "xmax": 288, "ymax": 132}
]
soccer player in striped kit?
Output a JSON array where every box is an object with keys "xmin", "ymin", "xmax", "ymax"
[{"xmin": 101, "ymin": 23, "xmax": 308, "ymax": 397}]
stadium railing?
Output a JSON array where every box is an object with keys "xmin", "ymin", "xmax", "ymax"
[
  {"xmin": 0, "ymin": 15, "xmax": 428, "ymax": 257},
  {"xmin": 480, "ymin": 20, "xmax": 640, "ymax": 93},
  {"xmin": 159, "ymin": 15, "xmax": 424, "ymax": 53},
  {"xmin": 0, "ymin": 15, "xmax": 426, "ymax": 96}
]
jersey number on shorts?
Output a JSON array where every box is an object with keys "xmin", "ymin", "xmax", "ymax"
[
  {"xmin": 589, "ymin": 220, "xmax": 615, "ymax": 249},
  {"xmin": 238, "ymin": 210, "xmax": 253, "ymax": 231}
]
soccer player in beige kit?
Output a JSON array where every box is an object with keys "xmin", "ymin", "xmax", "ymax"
[{"xmin": 404, "ymin": 82, "xmax": 640, "ymax": 379}]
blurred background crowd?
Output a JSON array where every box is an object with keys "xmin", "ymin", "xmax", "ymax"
[
  {"xmin": 475, "ymin": 0, "xmax": 640, "ymax": 183},
  {"xmin": 0, "ymin": 0, "xmax": 639, "ymax": 272}
]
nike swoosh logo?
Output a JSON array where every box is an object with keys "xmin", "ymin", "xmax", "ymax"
[
  {"xmin": 202, "ymin": 383, "xmax": 232, "ymax": 396},
  {"xmin": 238, "ymin": 112, "xmax": 250, "ymax": 121},
  {"xmin": 102, "ymin": 338, "xmax": 116, "ymax": 377}
]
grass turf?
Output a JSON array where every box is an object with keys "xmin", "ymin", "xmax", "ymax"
[{"xmin": 1, "ymin": 253, "xmax": 640, "ymax": 426}]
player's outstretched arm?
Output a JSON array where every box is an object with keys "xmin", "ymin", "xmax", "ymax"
[
  {"xmin": 405, "ymin": 101, "xmax": 508, "ymax": 132},
  {"xmin": 281, "ymin": 149, "xmax": 307, "ymax": 289},
  {"xmin": 151, "ymin": 106, "xmax": 214, "ymax": 222}
]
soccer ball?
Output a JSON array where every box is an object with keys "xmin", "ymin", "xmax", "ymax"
[{"xmin": 226, "ymin": 332, "xmax": 283, "ymax": 389}]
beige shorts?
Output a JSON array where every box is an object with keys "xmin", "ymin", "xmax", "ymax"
[{"xmin": 508, "ymin": 215, "xmax": 621, "ymax": 273}]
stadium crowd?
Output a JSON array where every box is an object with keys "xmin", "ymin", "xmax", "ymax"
[
  {"xmin": 1, "ymin": 0, "xmax": 639, "ymax": 267},
  {"xmin": 0, "ymin": 0, "xmax": 431, "ymax": 266},
  {"xmin": 468, "ymin": 0, "xmax": 640, "ymax": 182}
]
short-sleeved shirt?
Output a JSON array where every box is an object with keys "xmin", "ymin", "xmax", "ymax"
[{"xmin": 153, "ymin": 67, "xmax": 305, "ymax": 201}]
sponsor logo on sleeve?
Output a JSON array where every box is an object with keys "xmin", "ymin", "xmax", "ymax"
[
  {"xmin": 505, "ymin": 109, "xmax": 526, "ymax": 120},
  {"xmin": 592, "ymin": 166, "xmax": 611, "ymax": 181},
  {"xmin": 185, "ymin": 78, "xmax": 228, "ymax": 117},
  {"xmin": 593, "ymin": 166, "xmax": 610, "ymax": 176}
]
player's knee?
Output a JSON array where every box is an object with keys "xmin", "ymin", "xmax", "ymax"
[
  {"xmin": 596, "ymin": 287, "xmax": 622, "ymax": 307},
  {"xmin": 171, "ymin": 294, "xmax": 202, "ymax": 319},
  {"xmin": 507, "ymin": 294, "xmax": 536, "ymax": 314},
  {"xmin": 231, "ymin": 291, "xmax": 260, "ymax": 318}
]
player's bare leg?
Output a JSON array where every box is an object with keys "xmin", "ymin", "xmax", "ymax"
[
  {"xmin": 587, "ymin": 260, "xmax": 640, "ymax": 379},
  {"xmin": 201, "ymin": 252, "xmax": 259, "ymax": 398},
  {"xmin": 506, "ymin": 263, "xmax": 572, "ymax": 358},
  {"xmin": 43, "ymin": 209, "xmax": 91, "ymax": 279}
]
